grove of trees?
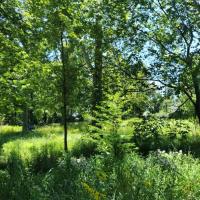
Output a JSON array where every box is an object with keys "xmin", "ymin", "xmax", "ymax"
[{"xmin": 1, "ymin": 0, "xmax": 199, "ymax": 151}]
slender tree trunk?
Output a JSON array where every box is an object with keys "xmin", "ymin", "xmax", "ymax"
[
  {"xmin": 92, "ymin": 17, "xmax": 103, "ymax": 111},
  {"xmin": 60, "ymin": 32, "xmax": 68, "ymax": 151},
  {"xmin": 22, "ymin": 105, "xmax": 29, "ymax": 132}
]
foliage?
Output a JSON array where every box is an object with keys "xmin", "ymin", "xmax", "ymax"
[
  {"xmin": 1, "ymin": 150, "xmax": 200, "ymax": 199},
  {"xmin": 88, "ymin": 92, "xmax": 136, "ymax": 158},
  {"xmin": 71, "ymin": 136, "xmax": 98, "ymax": 158},
  {"xmin": 133, "ymin": 117, "xmax": 164, "ymax": 154},
  {"xmin": 145, "ymin": 0, "xmax": 200, "ymax": 122},
  {"xmin": 132, "ymin": 118, "xmax": 196, "ymax": 154},
  {"xmin": 1, "ymin": 0, "xmax": 200, "ymax": 198}
]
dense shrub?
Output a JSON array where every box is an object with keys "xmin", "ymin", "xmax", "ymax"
[
  {"xmin": 77, "ymin": 151, "xmax": 200, "ymax": 200},
  {"xmin": 132, "ymin": 118, "xmax": 164, "ymax": 154},
  {"xmin": 132, "ymin": 118, "xmax": 192, "ymax": 154},
  {"xmin": 71, "ymin": 137, "xmax": 98, "ymax": 158},
  {"xmin": 0, "ymin": 150, "xmax": 200, "ymax": 199},
  {"xmin": 41, "ymin": 153, "xmax": 84, "ymax": 200}
]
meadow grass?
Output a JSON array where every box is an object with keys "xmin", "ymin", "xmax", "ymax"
[
  {"xmin": 0, "ymin": 119, "xmax": 200, "ymax": 161},
  {"xmin": 0, "ymin": 125, "xmax": 22, "ymax": 133},
  {"xmin": 0, "ymin": 123, "xmax": 83, "ymax": 161},
  {"xmin": 1, "ymin": 119, "xmax": 200, "ymax": 199}
]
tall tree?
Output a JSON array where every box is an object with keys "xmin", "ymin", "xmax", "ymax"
[
  {"xmin": 42, "ymin": 0, "xmax": 85, "ymax": 150},
  {"xmin": 144, "ymin": 0, "xmax": 200, "ymax": 122},
  {"xmin": 92, "ymin": 16, "xmax": 103, "ymax": 111}
]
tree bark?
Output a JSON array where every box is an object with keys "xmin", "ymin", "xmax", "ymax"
[
  {"xmin": 92, "ymin": 17, "xmax": 103, "ymax": 111},
  {"xmin": 193, "ymin": 74, "xmax": 200, "ymax": 123},
  {"xmin": 60, "ymin": 32, "xmax": 68, "ymax": 151},
  {"xmin": 22, "ymin": 105, "xmax": 29, "ymax": 132}
]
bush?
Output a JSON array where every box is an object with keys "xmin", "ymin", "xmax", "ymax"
[
  {"xmin": 41, "ymin": 153, "xmax": 83, "ymax": 200},
  {"xmin": 132, "ymin": 118, "xmax": 164, "ymax": 154},
  {"xmin": 78, "ymin": 151, "xmax": 200, "ymax": 200},
  {"xmin": 71, "ymin": 137, "xmax": 98, "ymax": 158},
  {"xmin": 132, "ymin": 118, "xmax": 192, "ymax": 154},
  {"xmin": 0, "ymin": 149, "xmax": 200, "ymax": 199}
]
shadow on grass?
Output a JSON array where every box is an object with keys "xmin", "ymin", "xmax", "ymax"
[
  {"xmin": 0, "ymin": 130, "xmax": 46, "ymax": 149},
  {"xmin": 0, "ymin": 122, "xmax": 86, "ymax": 149}
]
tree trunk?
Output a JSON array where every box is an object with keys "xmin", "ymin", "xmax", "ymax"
[
  {"xmin": 195, "ymin": 98, "xmax": 200, "ymax": 123},
  {"xmin": 190, "ymin": 57, "xmax": 200, "ymax": 124},
  {"xmin": 92, "ymin": 17, "xmax": 103, "ymax": 111},
  {"xmin": 192, "ymin": 70, "xmax": 200, "ymax": 124},
  {"xmin": 22, "ymin": 105, "xmax": 29, "ymax": 132},
  {"xmin": 61, "ymin": 32, "xmax": 68, "ymax": 151},
  {"xmin": 186, "ymin": 56, "xmax": 200, "ymax": 124}
]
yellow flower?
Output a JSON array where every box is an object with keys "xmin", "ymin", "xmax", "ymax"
[
  {"xmin": 81, "ymin": 182, "xmax": 106, "ymax": 200},
  {"xmin": 96, "ymin": 171, "xmax": 107, "ymax": 181},
  {"xmin": 144, "ymin": 181, "xmax": 151, "ymax": 188}
]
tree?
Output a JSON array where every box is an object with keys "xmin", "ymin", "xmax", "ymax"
[
  {"xmin": 145, "ymin": 0, "xmax": 200, "ymax": 122},
  {"xmin": 40, "ymin": 0, "xmax": 89, "ymax": 150}
]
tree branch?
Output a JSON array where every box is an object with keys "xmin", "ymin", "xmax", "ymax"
[{"xmin": 172, "ymin": 98, "xmax": 190, "ymax": 113}]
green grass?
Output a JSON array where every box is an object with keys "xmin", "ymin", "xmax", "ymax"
[
  {"xmin": 1, "ymin": 119, "xmax": 200, "ymax": 199},
  {"xmin": 1, "ymin": 118, "xmax": 200, "ymax": 161},
  {"xmin": 0, "ymin": 125, "xmax": 22, "ymax": 133},
  {"xmin": 0, "ymin": 123, "xmax": 82, "ymax": 161},
  {"xmin": 2, "ymin": 150, "xmax": 200, "ymax": 200},
  {"xmin": 0, "ymin": 119, "xmax": 139, "ymax": 161}
]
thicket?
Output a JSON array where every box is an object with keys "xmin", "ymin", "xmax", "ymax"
[
  {"xmin": 0, "ymin": 117, "xmax": 200, "ymax": 199},
  {"xmin": 1, "ymin": 148, "xmax": 200, "ymax": 200}
]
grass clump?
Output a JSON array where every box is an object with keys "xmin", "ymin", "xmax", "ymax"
[
  {"xmin": 71, "ymin": 136, "xmax": 98, "ymax": 158},
  {"xmin": 29, "ymin": 144, "xmax": 62, "ymax": 174}
]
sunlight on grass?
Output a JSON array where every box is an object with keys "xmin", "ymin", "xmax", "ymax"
[
  {"xmin": 0, "ymin": 124, "xmax": 82, "ymax": 160},
  {"xmin": 1, "ymin": 120, "xmax": 200, "ymax": 161},
  {"xmin": 0, "ymin": 125, "xmax": 22, "ymax": 134}
]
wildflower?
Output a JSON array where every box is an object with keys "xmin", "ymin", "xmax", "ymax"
[
  {"xmin": 71, "ymin": 157, "xmax": 87, "ymax": 168},
  {"xmin": 82, "ymin": 182, "xmax": 106, "ymax": 200},
  {"xmin": 144, "ymin": 180, "xmax": 152, "ymax": 188},
  {"xmin": 96, "ymin": 171, "xmax": 107, "ymax": 181}
]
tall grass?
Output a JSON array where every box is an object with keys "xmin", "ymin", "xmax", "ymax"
[
  {"xmin": 0, "ymin": 125, "xmax": 22, "ymax": 134},
  {"xmin": 0, "ymin": 120, "xmax": 200, "ymax": 199},
  {"xmin": 1, "ymin": 150, "xmax": 200, "ymax": 200},
  {"xmin": 0, "ymin": 123, "xmax": 82, "ymax": 161}
]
